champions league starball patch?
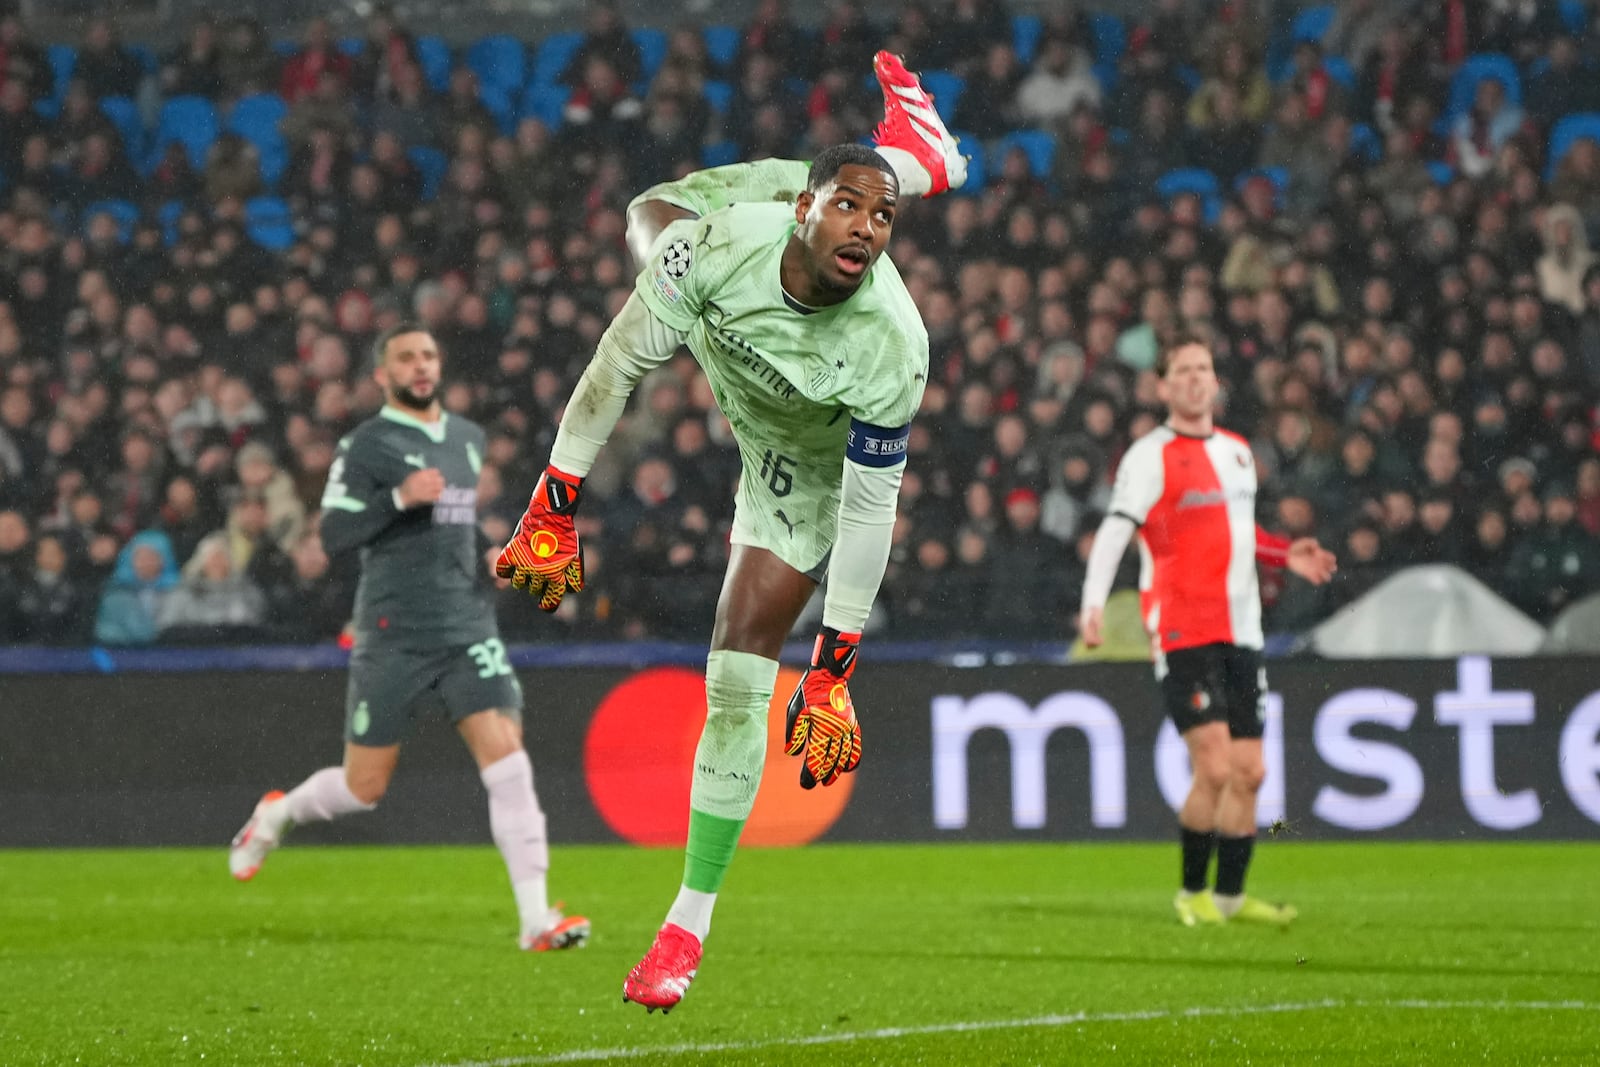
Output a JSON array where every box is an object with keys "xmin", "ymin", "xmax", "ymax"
[{"xmin": 661, "ymin": 238, "xmax": 693, "ymax": 278}]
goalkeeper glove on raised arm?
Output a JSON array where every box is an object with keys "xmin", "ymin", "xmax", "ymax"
[
  {"xmin": 784, "ymin": 627, "xmax": 863, "ymax": 789},
  {"xmin": 496, "ymin": 466, "xmax": 585, "ymax": 612}
]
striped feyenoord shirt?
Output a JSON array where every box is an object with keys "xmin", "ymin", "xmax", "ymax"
[{"xmin": 1106, "ymin": 425, "xmax": 1289, "ymax": 653}]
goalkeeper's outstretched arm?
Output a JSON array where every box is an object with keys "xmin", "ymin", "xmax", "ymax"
[{"xmin": 625, "ymin": 159, "xmax": 812, "ymax": 266}]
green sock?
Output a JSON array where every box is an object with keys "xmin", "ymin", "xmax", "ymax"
[
  {"xmin": 680, "ymin": 649, "xmax": 779, "ymax": 893},
  {"xmin": 683, "ymin": 809, "xmax": 744, "ymax": 892}
]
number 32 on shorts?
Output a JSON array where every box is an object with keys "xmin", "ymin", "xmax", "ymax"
[{"xmin": 467, "ymin": 638, "xmax": 513, "ymax": 678}]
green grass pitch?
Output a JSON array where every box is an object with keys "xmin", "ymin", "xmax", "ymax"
[{"xmin": 2, "ymin": 842, "xmax": 1597, "ymax": 1065}]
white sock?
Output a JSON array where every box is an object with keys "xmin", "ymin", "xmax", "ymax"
[
  {"xmin": 874, "ymin": 145, "xmax": 933, "ymax": 198},
  {"xmin": 1213, "ymin": 892, "xmax": 1244, "ymax": 919},
  {"xmin": 283, "ymin": 766, "xmax": 374, "ymax": 826},
  {"xmin": 665, "ymin": 885, "xmax": 717, "ymax": 942},
  {"xmin": 481, "ymin": 750, "xmax": 551, "ymax": 936}
]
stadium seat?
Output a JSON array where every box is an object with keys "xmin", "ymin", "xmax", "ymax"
[
  {"xmin": 521, "ymin": 83, "xmax": 570, "ymax": 129},
  {"xmin": 918, "ymin": 70, "xmax": 965, "ymax": 118},
  {"xmin": 337, "ymin": 37, "xmax": 365, "ymax": 57},
  {"xmin": 703, "ymin": 24, "xmax": 741, "ymax": 70},
  {"xmin": 467, "ymin": 34, "xmax": 525, "ymax": 96},
  {"xmin": 703, "ymin": 79, "xmax": 734, "ymax": 113},
  {"xmin": 1155, "ymin": 167, "xmax": 1220, "ymax": 201},
  {"xmin": 1560, "ymin": 0, "xmax": 1587, "ymax": 34},
  {"xmin": 158, "ymin": 200, "xmax": 186, "ymax": 246},
  {"xmin": 47, "ymin": 44, "xmax": 76, "ymax": 100},
  {"xmin": 1012, "ymin": 14, "xmax": 1043, "ymax": 65},
  {"xmin": 407, "ymin": 145, "xmax": 448, "ymax": 201},
  {"xmin": 244, "ymin": 196, "xmax": 295, "ymax": 250},
  {"xmin": 1089, "ymin": 14, "xmax": 1126, "ymax": 66},
  {"xmin": 531, "ymin": 31, "xmax": 585, "ymax": 88},
  {"xmin": 82, "ymin": 199, "xmax": 140, "ymax": 244},
  {"xmin": 271, "ymin": 39, "xmax": 298, "ymax": 59},
  {"xmin": 99, "ymin": 96, "xmax": 144, "ymax": 158},
  {"xmin": 701, "ymin": 141, "xmax": 741, "ymax": 168},
  {"xmin": 128, "ymin": 44, "xmax": 158, "ymax": 76},
  {"xmin": 994, "ymin": 129, "xmax": 1056, "ymax": 179},
  {"xmin": 1548, "ymin": 112, "xmax": 1600, "ymax": 177},
  {"xmin": 1443, "ymin": 54, "xmax": 1521, "ymax": 122},
  {"xmin": 479, "ymin": 83, "xmax": 518, "ymax": 136},
  {"xmin": 1350, "ymin": 122, "xmax": 1382, "ymax": 163},
  {"xmin": 151, "ymin": 95, "xmax": 218, "ymax": 171},
  {"xmin": 416, "ymin": 35, "xmax": 453, "ymax": 94},
  {"xmin": 227, "ymin": 92, "xmax": 287, "ymax": 140},
  {"xmin": 633, "ymin": 28, "xmax": 668, "ymax": 86},
  {"xmin": 1324, "ymin": 55, "xmax": 1356, "ymax": 90},
  {"xmin": 1427, "ymin": 160, "xmax": 1456, "ymax": 184},
  {"xmin": 1289, "ymin": 4, "xmax": 1336, "ymax": 43}
]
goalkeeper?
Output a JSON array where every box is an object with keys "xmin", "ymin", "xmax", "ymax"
[{"xmin": 495, "ymin": 53, "xmax": 966, "ymax": 1012}]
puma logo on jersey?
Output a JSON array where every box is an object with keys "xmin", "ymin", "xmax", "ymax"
[
  {"xmin": 403, "ymin": 453, "xmax": 427, "ymax": 469},
  {"xmin": 775, "ymin": 509, "xmax": 805, "ymax": 537}
]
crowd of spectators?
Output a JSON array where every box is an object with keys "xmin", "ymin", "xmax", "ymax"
[{"xmin": 5, "ymin": 0, "xmax": 1600, "ymax": 648}]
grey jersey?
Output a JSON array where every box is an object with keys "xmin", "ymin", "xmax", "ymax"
[{"xmin": 320, "ymin": 407, "xmax": 494, "ymax": 646}]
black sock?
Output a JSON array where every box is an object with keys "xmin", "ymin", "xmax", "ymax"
[
  {"xmin": 1180, "ymin": 827, "xmax": 1216, "ymax": 893},
  {"xmin": 1214, "ymin": 834, "xmax": 1256, "ymax": 896}
]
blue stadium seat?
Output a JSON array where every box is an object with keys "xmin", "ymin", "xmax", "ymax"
[
  {"xmin": 918, "ymin": 70, "xmax": 965, "ymax": 117},
  {"xmin": 151, "ymin": 95, "xmax": 218, "ymax": 171},
  {"xmin": 1548, "ymin": 112, "xmax": 1600, "ymax": 177},
  {"xmin": 416, "ymin": 35, "xmax": 453, "ymax": 94},
  {"xmin": 1012, "ymin": 14, "xmax": 1043, "ymax": 65},
  {"xmin": 99, "ymin": 96, "xmax": 144, "ymax": 158},
  {"xmin": 158, "ymin": 200, "xmax": 186, "ymax": 246},
  {"xmin": 703, "ymin": 24, "xmax": 741, "ymax": 70},
  {"xmin": 1290, "ymin": 4, "xmax": 1336, "ymax": 44},
  {"xmin": 1444, "ymin": 54, "xmax": 1521, "ymax": 122},
  {"xmin": 633, "ymin": 28, "xmax": 667, "ymax": 86},
  {"xmin": 1350, "ymin": 122, "xmax": 1382, "ymax": 162},
  {"xmin": 337, "ymin": 37, "xmax": 365, "ymax": 58},
  {"xmin": 467, "ymin": 34, "xmax": 525, "ymax": 96},
  {"xmin": 479, "ymin": 83, "xmax": 517, "ymax": 136},
  {"xmin": 1560, "ymin": 0, "xmax": 1587, "ymax": 34},
  {"xmin": 227, "ymin": 92, "xmax": 287, "ymax": 139},
  {"xmin": 1324, "ymin": 55, "xmax": 1356, "ymax": 90},
  {"xmin": 531, "ymin": 31, "xmax": 585, "ymax": 88},
  {"xmin": 1089, "ymin": 14, "xmax": 1126, "ymax": 66},
  {"xmin": 271, "ymin": 40, "xmax": 298, "ymax": 59},
  {"xmin": 1427, "ymin": 160, "xmax": 1456, "ymax": 184},
  {"xmin": 520, "ymin": 83, "xmax": 570, "ymax": 129},
  {"xmin": 128, "ymin": 44, "xmax": 158, "ymax": 75},
  {"xmin": 408, "ymin": 146, "xmax": 449, "ymax": 201},
  {"xmin": 245, "ymin": 196, "xmax": 295, "ymax": 250},
  {"xmin": 701, "ymin": 141, "xmax": 741, "ymax": 168},
  {"xmin": 48, "ymin": 44, "xmax": 76, "ymax": 96},
  {"xmin": 1155, "ymin": 167, "xmax": 1219, "ymax": 201},
  {"xmin": 703, "ymin": 79, "xmax": 734, "ymax": 113},
  {"xmin": 82, "ymin": 199, "xmax": 140, "ymax": 243},
  {"xmin": 994, "ymin": 129, "xmax": 1056, "ymax": 179}
]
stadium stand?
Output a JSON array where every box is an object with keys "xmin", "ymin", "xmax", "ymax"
[{"xmin": 4, "ymin": 3, "xmax": 1600, "ymax": 649}]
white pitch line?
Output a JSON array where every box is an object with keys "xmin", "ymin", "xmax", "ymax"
[{"xmin": 421, "ymin": 998, "xmax": 1600, "ymax": 1067}]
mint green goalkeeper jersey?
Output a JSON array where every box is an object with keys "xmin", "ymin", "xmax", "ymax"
[
  {"xmin": 634, "ymin": 201, "xmax": 929, "ymax": 572},
  {"xmin": 630, "ymin": 159, "xmax": 812, "ymax": 219}
]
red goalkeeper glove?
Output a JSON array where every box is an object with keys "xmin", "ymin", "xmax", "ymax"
[
  {"xmin": 784, "ymin": 627, "xmax": 863, "ymax": 789},
  {"xmin": 495, "ymin": 466, "xmax": 585, "ymax": 612}
]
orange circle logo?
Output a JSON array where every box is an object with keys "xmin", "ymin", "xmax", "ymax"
[
  {"xmin": 584, "ymin": 666, "xmax": 854, "ymax": 847},
  {"xmin": 530, "ymin": 530, "xmax": 559, "ymax": 558}
]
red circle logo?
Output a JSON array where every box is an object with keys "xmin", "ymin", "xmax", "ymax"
[
  {"xmin": 530, "ymin": 530, "xmax": 559, "ymax": 559},
  {"xmin": 584, "ymin": 666, "xmax": 855, "ymax": 846}
]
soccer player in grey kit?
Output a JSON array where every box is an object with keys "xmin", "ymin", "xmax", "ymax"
[{"xmin": 229, "ymin": 323, "xmax": 588, "ymax": 953}]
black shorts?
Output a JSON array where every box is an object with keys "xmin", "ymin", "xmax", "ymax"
[
  {"xmin": 1157, "ymin": 642, "xmax": 1266, "ymax": 740},
  {"xmin": 345, "ymin": 637, "xmax": 524, "ymax": 747}
]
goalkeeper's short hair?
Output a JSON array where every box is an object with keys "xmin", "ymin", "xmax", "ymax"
[{"xmin": 807, "ymin": 144, "xmax": 898, "ymax": 194}]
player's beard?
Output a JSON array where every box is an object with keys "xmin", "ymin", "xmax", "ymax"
[{"xmin": 391, "ymin": 382, "xmax": 436, "ymax": 412}]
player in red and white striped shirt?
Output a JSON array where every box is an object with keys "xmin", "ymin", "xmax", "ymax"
[{"xmin": 1079, "ymin": 334, "xmax": 1336, "ymax": 927}]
